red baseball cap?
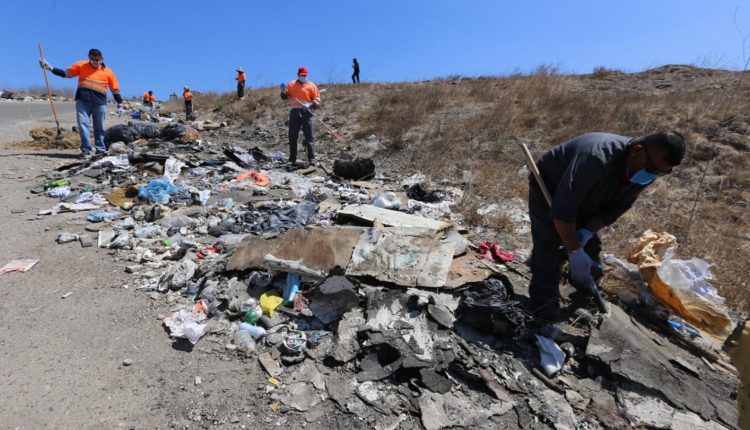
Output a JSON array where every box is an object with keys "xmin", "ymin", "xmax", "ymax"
[{"xmin": 297, "ymin": 66, "xmax": 309, "ymax": 76}]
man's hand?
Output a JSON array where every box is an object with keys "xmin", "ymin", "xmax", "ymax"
[
  {"xmin": 568, "ymin": 248, "xmax": 597, "ymax": 289},
  {"xmin": 310, "ymin": 101, "xmax": 320, "ymax": 110},
  {"xmin": 39, "ymin": 58, "xmax": 53, "ymax": 71}
]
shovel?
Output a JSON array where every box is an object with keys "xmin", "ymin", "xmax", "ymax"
[
  {"xmin": 520, "ymin": 143, "xmax": 609, "ymax": 316},
  {"xmin": 38, "ymin": 44, "xmax": 63, "ymax": 143}
]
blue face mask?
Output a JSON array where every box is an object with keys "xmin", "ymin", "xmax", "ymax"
[{"xmin": 627, "ymin": 166, "xmax": 657, "ymax": 185}]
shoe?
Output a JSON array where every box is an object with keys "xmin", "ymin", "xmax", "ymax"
[{"xmin": 77, "ymin": 151, "xmax": 92, "ymax": 159}]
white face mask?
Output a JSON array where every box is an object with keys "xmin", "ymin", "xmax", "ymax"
[{"xmin": 298, "ymin": 76, "xmax": 307, "ymax": 83}]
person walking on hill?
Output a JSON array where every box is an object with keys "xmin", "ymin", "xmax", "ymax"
[
  {"xmin": 143, "ymin": 90, "xmax": 155, "ymax": 109},
  {"xmin": 236, "ymin": 67, "xmax": 246, "ymax": 99},
  {"xmin": 280, "ymin": 66, "xmax": 321, "ymax": 165},
  {"xmin": 39, "ymin": 48, "xmax": 123, "ymax": 157},
  {"xmin": 526, "ymin": 131, "xmax": 686, "ymax": 320},
  {"xmin": 352, "ymin": 58, "xmax": 360, "ymax": 84},
  {"xmin": 183, "ymin": 86, "xmax": 194, "ymax": 121}
]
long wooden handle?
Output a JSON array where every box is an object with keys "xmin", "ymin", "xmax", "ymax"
[
  {"xmin": 293, "ymin": 97, "xmax": 341, "ymax": 140},
  {"xmin": 520, "ymin": 143, "xmax": 552, "ymax": 206},
  {"xmin": 38, "ymin": 44, "xmax": 61, "ymax": 131}
]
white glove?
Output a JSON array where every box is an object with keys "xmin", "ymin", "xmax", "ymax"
[
  {"xmin": 302, "ymin": 102, "xmax": 312, "ymax": 109},
  {"xmin": 39, "ymin": 58, "xmax": 53, "ymax": 71}
]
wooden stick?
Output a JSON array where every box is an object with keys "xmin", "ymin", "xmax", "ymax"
[
  {"xmin": 38, "ymin": 44, "xmax": 62, "ymax": 136},
  {"xmin": 520, "ymin": 143, "xmax": 552, "ymax": 206}
]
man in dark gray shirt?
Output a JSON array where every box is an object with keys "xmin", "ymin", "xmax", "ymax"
[{"xmin": 528, "ymin": 131, "xmax": 686, "ymax": 320}]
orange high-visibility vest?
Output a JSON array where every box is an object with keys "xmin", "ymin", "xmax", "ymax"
[
  {"xmin": 237, "ymin": 72, "xmax": 246, "ymax": 82},
  {"xmin": 284, "ymin": 80, "xmax": 321, "ymax": 108},
  {"xmin": 143, "ymin": 92, "xmax": 155, "ymax": 102},
  {"xmin": 67, "ymin": 60, "xmax": 120, "ymax": 96},
  {"xmin": 183, "ymin": 91, "xmax": 193, "ymax": 101}
]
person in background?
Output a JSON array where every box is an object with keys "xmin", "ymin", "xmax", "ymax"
[
  {"xmin": 142, "ymin": 90, "xmax": 155, "ymax": 109},
  {"xmin": 352, "ymin": 58, "xmax": 360, "ymax": 84},
  {"xmin": 526, "ymin": 131, "xmax": 686, "ymax": 320},
  {"xmin": 183, "ymin": 86, "xmax": 194, "ymax": 121},
  {"xmin": 39, "ymin": 48, "xmax": 123, "ymax": 157},
  {"xmin": 280, "ymin": 66, "xmax": 321, "ymax": 166},
  {"xmin": 236, "ymin": 67, "xmax": 246, "ymax": 99}
]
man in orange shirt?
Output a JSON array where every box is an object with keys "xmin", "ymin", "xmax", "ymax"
[
  {"xmin": 280, "ymin": 66, "xmax": 321, "ymax": 165},
  {"xmin": 183, "ymin": 86, "xmax": 194, "ymax": 120},
  {"xmin": 236, "ymin": 67, "xmax": 246, "ymax": 99},
  {"xmin": 39, "ymin": 48, "xmax": 123, "ymax": 157},
  {"xmin": 142, "ymin": 90, "xmax": 155, "ymax": 109}
]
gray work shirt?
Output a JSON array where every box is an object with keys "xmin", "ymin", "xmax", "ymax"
[{"xmin": 535, "ymin": 132, "xmax": 647, "ymax": 226}]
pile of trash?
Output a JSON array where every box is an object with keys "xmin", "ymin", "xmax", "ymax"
[{"xmin": 30, "ymin": 122, "xmax": 741, "ymax": 429}]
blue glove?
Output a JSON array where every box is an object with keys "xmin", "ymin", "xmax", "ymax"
[
  {"xmin": 568, "ymin": 248, "xmax": 596, "ymax": 290},
  {"xmin": 576, "ymin": 228, "xmax": 593, "ymax": 248}
]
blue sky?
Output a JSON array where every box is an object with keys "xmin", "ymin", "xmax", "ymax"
[{"xmin": 2, "ymin": 1, "xmax": 748, "ymax": 99}]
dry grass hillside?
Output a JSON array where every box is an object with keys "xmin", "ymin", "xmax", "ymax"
[{"xmin": 165, "ymin": 65, "xmax": 750, "ymax": 312}]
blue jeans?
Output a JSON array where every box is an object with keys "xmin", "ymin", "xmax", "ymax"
[{"xmin": 76, "ymin": 100, "xmax": 107, "ymax": 153}]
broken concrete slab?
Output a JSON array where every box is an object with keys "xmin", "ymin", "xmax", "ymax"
[
  {"xmin": 346, "ymin": 227, "xmax": 454, "ymax": 288},
  {"xmin": 308, "ymin": 276, "xmax": 359, "ymax": 325},
  {"xmin": 279, "ymin": 382, "xmax": 322, "ymax": 411},
  {"xmin": 324, "ymin": 371, "xmax": 358, "ymax": 407},
  {"xmin": 338, "ymin": 204, "xmax": 451, "ymax": 232},
  {"xmin": 586, "ymin": 306, "xmax": 738, "ymax": 426},
  {"xmin": 618, "ymin": 389, "xmax": 731, "ymax": 430},
  {"xmin": 444, "ymin": 253, "xmax": 494, "ymax": 290},
  {"xmin": 258, "ymin": 352, "xmax": 283, "ymax": 377},
  {"xmin": 330, "ymin": 308, "xmax": 366, "ymax": 363},
  {"xmin": 418, "ymin": 390, "xmax": 513, "ymax": 430},
  {"xmin": 226, "ymin": 227, "xmax": 362, "ymax": 272}
]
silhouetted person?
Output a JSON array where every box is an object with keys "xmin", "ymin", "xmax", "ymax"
[{"xmin": 352, "ymin": 58, "xmax": 360, "ymax": 84}]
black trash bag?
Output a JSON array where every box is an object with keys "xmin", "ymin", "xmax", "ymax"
[
  {"xmin": 160, "ymin": 124, "xmax": 187, "ymax": 140},
  {"xmin": 333, "ymin": 158, "xmax": 375, "ymax": 180},
  {"xmin": 407, "ymin": 184, "xmax": 447, "ymax": 203},
  {"xmin": 455, "ymin": 275, "xmax": 532, "ymax": 340},
  {"xmin": 250, "ymin": 147, "xmax": 268, "ymax": 162},
  {"xmin": 105, "ymin": 124, "xmax": 139, "ymax": 144},
  {"xmin": 131, "ymin": 123, "xmax": 161, "ymax": 139}
]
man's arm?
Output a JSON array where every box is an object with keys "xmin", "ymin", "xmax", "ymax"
[{"xmin": 554, "ymin": 219, "xmax": 581, "ymax": 252}]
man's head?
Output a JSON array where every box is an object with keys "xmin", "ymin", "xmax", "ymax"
[
  {"xmin": 148, "ymin": 90, "xmax": 153, "ymax": 95},
  {"xmin": 627, "ymin": 131, "xmax": 686, "ymax": 184},
  {"xmin": 183, "ymin": 86, "xmax": 189, "ymax": 91},
  {"xmin": 297, "ymin": 66, "xmax": 309, "ymax": 83},
  {"xmin": 88, "ymin": 49, "xmax": 103, "ymax": 68},
  {"xmin": 237, "ymin": 67, "xmax": 243, "ymax": 73}
]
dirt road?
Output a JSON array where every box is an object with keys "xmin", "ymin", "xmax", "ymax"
[{"xmin": 0, "ymin": 102, "xmax": 292, "ymax": 429}]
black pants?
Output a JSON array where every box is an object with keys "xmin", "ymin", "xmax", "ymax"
[
  {"xmin": 237, "ymin": 81, "xmax": 245, "ymax": 98},
  {"xmin": 352, "ymin": 70, "xmax": 360, "ymax": 84},
  {"xmin": 288, "ymin": 108, "xmax": 315, "ymax": 162},
  {"xmin": 185, "ymin": 100, "xmax": 193, "ymax": 120},
  {"xmin": 527, "ymin": 176, "xmax": 602, "ymax": 308}
]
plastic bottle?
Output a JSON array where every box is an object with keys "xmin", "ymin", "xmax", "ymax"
[
  {"xmin": 240, "ymin": 298, "xmax": 262, "ymax": 323},
  {"xmin": 234, "ymin": 329, "xmax": 256, "ymax": 352},
  {"xmin": 239, "ymin": 322, "xmax": 267, "ymax": 339}
]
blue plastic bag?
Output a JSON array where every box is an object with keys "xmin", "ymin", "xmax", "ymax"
[{"xmin": 138, "ymin": 179, "xmax": 185, "ymax": 204}]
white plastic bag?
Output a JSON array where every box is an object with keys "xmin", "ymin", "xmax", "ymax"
[{"xmin": 657, "ymin": 249, "xmax": 725, "ymax": 305}]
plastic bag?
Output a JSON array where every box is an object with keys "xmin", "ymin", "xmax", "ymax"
[
  {"xmin": 138, "ymin": 179, "xmax": 184, "ymax": 204},
  {"xmin": 372, "ymin": 192, "xmax": 400, "ymax": 209},
  {"xmin": 536, "ymin": 335, "xmax": 565, "ymax": 377},
  {"xmin": 629, "ymin": 230, "xmax": 731, "ymax": 337}
]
